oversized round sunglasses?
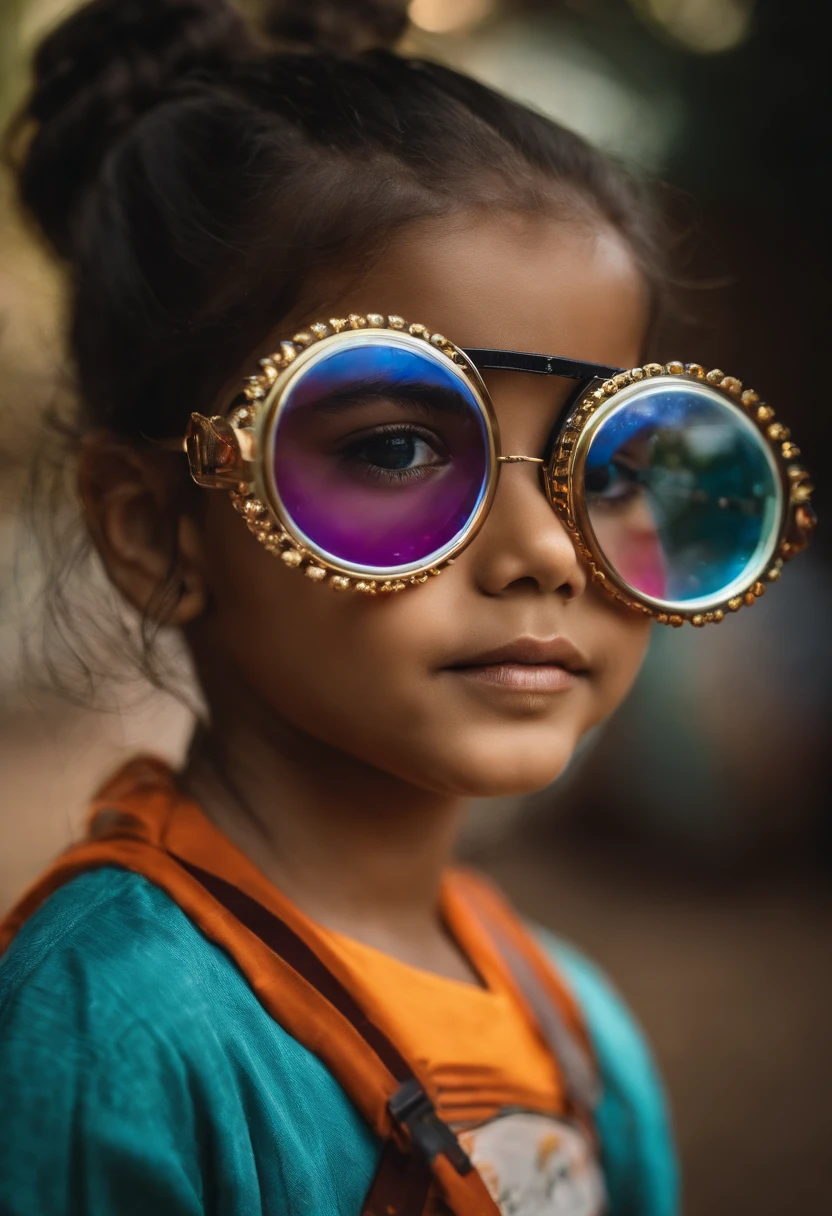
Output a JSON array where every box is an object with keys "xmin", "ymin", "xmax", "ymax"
[{"xmin": 179, "ymin": 313, "xmax": 815, "ymax": 626}]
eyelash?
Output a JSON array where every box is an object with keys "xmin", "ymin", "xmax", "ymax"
[
  {"xmin": 337, "ymin": 424, "xmax": 447, "ymax": 485},
  {"xmin": 586, "ymin": 461, "xmax": 644, "ymax": 508}
]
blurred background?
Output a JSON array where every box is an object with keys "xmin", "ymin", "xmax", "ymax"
[{"xmin": 1, "ymin": 1, "xmax": 830, "ymax": 1213}]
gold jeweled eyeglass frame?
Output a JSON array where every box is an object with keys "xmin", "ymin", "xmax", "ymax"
[{"xmin": 179, "ymin": 312, "xmax": 815, "ymax": 626}]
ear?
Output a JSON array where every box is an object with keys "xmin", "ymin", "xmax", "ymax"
[{"xmin": 78, "ymin": 433, "xmax": 207, "ymax": 626}]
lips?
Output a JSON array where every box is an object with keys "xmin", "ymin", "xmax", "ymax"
[
  {"xmin": 446, "ymin": 636, "xmax": 590, "ymax": 674},
  {"xmin": 443, "ymin": 635, "xmax": 590, "ymax": 694}
]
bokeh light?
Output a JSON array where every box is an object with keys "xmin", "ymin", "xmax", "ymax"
[
  {"xmin": 632, "ymin": 0, "xmax": 756, "ymax": 53},
  {"xmin": 408, "ymin": 0, "xmax": 495, "ymax": 36}
]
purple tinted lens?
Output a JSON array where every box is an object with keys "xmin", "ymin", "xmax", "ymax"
[{"xmin": 271, "ymin": 337, "xmax": 490, "ymax": 572}]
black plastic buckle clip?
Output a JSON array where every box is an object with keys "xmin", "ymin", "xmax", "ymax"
[{"xmin": 388, "ymin": 1079, "xmax": 472, "ymax": 1176}]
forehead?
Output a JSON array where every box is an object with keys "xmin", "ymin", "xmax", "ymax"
[{"xmin": 304, "ymin": 210, "xmax": 649, "ymax": 371}]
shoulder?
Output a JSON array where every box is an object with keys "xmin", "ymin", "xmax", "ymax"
[
  {"xmin": 536, "ymin": 928, "xmax": 680, "ymax": 1216},
  {"xmin": 0, "ymin": 865, "xmax": 361, "ymax": 1108},
  {"xmin": 0, "ymin": 860, "xmax": 381, "ymax": 1100},
  {"xmin": 0, "ymin": 867, "xmax": 379, "ymax": 1215},
  {"xmin": 1, "ymin": 866, "xmax": 231, "ymax": 1032},
  {"xmin": 0, "ymin": 865, "xmax": 250, "ymax": 1136},
  {"xmin": 0, "ymin": 869, "xmax": 211, "ymax": 1213},
  {"xmin": 0, "ymin": 864, "xmax": 344, "ymax": 1079}
]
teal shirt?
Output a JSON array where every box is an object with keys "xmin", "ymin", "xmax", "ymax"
[{"xmin": 0, "ymin": 868, "xmax": 678, "ymax": 1215}]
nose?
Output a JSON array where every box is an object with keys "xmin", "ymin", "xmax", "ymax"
[{"xmin": 472, "ymin": 460, "xmax": 588, "ymax": 598}]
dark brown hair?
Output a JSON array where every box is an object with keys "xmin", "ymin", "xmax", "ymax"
[
  {"xmin": 11, "ymin": 0, "xmax": 662, "ymax": 444},
  {"xmin": 9, "ymin": 0, "xmax": 664, "ymax": 695}
]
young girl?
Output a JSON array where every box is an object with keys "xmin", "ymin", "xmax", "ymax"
[{"xmin": 0, "ymin": 1, "xmax": 814, "ymax": 1214}]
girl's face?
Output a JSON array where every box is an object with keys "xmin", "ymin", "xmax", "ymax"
[{"xmin": 189, "ymin": 213, "xmax": 652, "ymax": 797}]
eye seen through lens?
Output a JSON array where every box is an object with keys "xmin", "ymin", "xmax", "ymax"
[
  {"xmin": 269, "ymin": 336, "xmax": 492, "ymax": 574},
  {"xmin": 581, "ymin": 380, "xmax": 783, "ymax": 607}
]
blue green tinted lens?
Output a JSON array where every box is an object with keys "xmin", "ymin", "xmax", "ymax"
[{"xmin": 583, "ymin": 380, "xmax": 782, "ymax": 606}]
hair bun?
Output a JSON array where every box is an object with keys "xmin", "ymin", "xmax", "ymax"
[
  {"xmin": 28, "ymin": 0, "xmax": 255, "ymax": 127},
  {"xmin": 263, "ymin": 0, "xmax": 409, "ymax": 55},
  {"xmin": 15, "ymin": 0, "xmax": 256, "ymax": 257}
]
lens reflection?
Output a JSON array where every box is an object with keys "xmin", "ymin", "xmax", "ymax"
[
  {"xmin": 271, "ymin": 337, "xmax": 491, "ymax": 572},
  {"xmin": 583, "ymin": 380, "xmax": 781, "ymax": 605}
]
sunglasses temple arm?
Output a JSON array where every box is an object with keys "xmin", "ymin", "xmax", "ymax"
[{"xmin": 462, "ymin": 349, "xmax": 622, "ymax": 381}]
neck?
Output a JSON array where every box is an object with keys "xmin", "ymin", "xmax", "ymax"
[{"xmin": 181, "ymin": 690, "xmax": 466, "ymax": 947}]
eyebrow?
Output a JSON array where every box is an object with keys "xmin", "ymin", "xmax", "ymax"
[{"xmin": 302, "ymin": 377, "xmax": 473, "ymax": 417}]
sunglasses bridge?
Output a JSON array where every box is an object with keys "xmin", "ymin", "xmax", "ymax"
[{"xmin": 497, "ymin": 456, "xmax": 546, "ymax": 464}]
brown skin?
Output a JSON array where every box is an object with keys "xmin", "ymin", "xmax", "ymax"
[{"xmin": 81, "ymin": 211, "xmax": 651, "ymax": 984}]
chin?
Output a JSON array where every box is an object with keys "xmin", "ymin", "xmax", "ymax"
[{"xmin": 420, "ymin": 726, "xmax": 582, "ymax": 799}]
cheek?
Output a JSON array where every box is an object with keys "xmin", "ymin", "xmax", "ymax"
[
  {"xmin": 581, "ymin": 590, "xmax": 652, "ymax": 725},
  {"xmin": 194, "ymin": 497, "xmax": 653, "ymax": 797},
  {"xmin": 196, "ymin": 496, "xmax": 445, "ymax": 744}
]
